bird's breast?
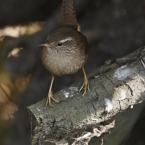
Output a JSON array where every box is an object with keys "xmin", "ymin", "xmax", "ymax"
[{"xmin": 41, "ymin": 48, "xmax": 87, "ymax": 76}]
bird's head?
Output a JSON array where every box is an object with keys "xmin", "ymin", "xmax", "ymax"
[{"xmin": 40, "ymin": 27, "xmax": 87, "ymax": 54}]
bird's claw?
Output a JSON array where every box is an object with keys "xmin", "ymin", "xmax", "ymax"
[
  {"xmin": 46, "ymin": 91, "xmax": 59, "ymax": 106},
  {"xmin": 79, "ymin": 79, "xmax": 90, "ymax": 96}
]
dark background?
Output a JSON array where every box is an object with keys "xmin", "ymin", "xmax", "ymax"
[{"xmin": 0, "ymin": 0, "xmax": 145, "ymax": 145}]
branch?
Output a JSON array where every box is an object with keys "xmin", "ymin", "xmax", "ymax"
[{"xmin": 28, "ymin": 46, "xmax": 145, "ymax": 145}]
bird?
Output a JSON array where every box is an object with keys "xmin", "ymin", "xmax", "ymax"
[{"xmin": 40, "ymin": 0, "xmax": 89, "ymax": 106}]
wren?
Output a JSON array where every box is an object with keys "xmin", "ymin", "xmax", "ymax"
[{"xmin": 41, "ymin": 0, "xmax": 89, "ymax": 105}]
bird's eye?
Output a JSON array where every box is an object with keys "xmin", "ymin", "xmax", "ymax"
[{"xmin": 57, "ymin": 42, "xmax": 62, "ymax": 46}]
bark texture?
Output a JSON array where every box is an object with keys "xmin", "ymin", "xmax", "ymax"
[{"xmin": 28, "ymin": 46, "xmax": 145, "ymax": 145}]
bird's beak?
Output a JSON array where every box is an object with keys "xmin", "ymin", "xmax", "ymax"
[{"xmin": 38, "ymin": 43, "xmax": 49, "ymax": 47}]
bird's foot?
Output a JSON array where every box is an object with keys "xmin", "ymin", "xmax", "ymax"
[
  {"xmin": 46, "ymin": 91, "xmax": 59, "ymax": 106},
  {"xmin": 79, "ymin": 77, "xmax": 90, "ymax": 96}
]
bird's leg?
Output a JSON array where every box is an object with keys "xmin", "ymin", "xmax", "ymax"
[
  {"xmin": 46, "ymin": 75, "xmax": 59, "ymax": 106},
  {"xmin": 79, "ymin": 67, "xmax": 90, "ymax": 95}
]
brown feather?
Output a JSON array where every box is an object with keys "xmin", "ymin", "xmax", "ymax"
[{"xmin": 58, "ymin": 0, "xmax": 77, "ymax": 29}]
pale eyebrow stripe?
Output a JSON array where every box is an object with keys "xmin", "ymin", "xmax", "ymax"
[{"xmin": 60, "ymin": 37, "xmax": 73, "ymax": 43}]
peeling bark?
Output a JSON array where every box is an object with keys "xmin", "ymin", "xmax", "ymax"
[{"xmin": 28, "ymin": 46, "xmax": 145, "ymax": 145}]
